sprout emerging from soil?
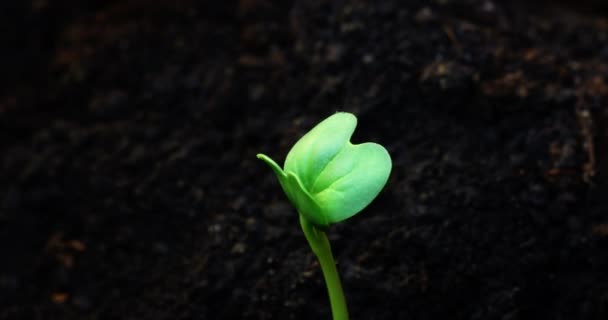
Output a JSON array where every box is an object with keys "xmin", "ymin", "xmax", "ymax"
[{"xmin": 257, "ymin": 112, "xmax": 391, "ymax": 320}]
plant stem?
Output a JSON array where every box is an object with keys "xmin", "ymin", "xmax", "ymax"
[{"xmin": 299, "ymin": 214, "xmax": 349, "ymax": 320}]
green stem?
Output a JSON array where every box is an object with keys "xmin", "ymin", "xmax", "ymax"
[{"xmin": 299, "ymin": 214, "xmax": 349, "ymax": 320}]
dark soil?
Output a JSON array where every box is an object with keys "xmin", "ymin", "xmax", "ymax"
[{"xmin": 1, "ymin": 1, "xmax": 608, "ymax": 319}]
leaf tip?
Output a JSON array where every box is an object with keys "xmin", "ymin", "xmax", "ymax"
[{"xmin": 256, "ymin": 153, "xmax": 287, "ymax": 178}]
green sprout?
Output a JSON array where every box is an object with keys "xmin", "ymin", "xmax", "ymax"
[{"xmin": 257, "ymin": 112, "xmax": 391, "ymax": 320}]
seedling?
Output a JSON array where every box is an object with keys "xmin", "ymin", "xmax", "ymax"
[{"xmin": 257, "ymin": 112, "xmax": 391, "ymax": 320}]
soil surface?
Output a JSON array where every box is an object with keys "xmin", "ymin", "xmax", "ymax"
[{"xmin": 1, "ymin": 1, "xmax": 608, "ymax": 319}]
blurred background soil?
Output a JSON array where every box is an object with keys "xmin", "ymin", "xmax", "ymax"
[{"xmin": 1, "ymin": 1, "xmax": 608, "ymax": 319}]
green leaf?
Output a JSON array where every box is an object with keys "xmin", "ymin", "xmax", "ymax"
[
  {"xmin": 284, "ymin": 113, "xmax": 357, "ymax": 191},
  {"xmin": 257, "ymin": 112, "xmax": 391, "ymax": 226},
  {"xmin": 309, "ymin": 141, "xmax": 391, "ymax": 223},
  {"xmin": 257, "ymin": 154, "xmax": 323, "ymax": 225}
]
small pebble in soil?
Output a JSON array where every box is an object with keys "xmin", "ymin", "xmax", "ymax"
[
  {"xmin": 414, "ymin": 7, "xmax": 435, "ymax": 23},
  {"xmin": 153, "ymin": 242, "xmax": 169, "ymax": 255},
  {"xmin": 231, "ymin": 242, "xmax": 246, "ymax": 254}
]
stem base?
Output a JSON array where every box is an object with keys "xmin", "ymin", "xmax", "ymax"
[{"xmin": 299, "ymin": 214, "xmax": 349, "ymax": 320}]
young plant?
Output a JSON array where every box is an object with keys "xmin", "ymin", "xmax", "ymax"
[{"xmin": 257, "ymin": 112, "xmax": 391, "ymax": 320}]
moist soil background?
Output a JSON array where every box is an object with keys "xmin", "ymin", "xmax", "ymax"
[{"xmin": 1, "ymin": 0, "xmax": 608, "ymax": 319}]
